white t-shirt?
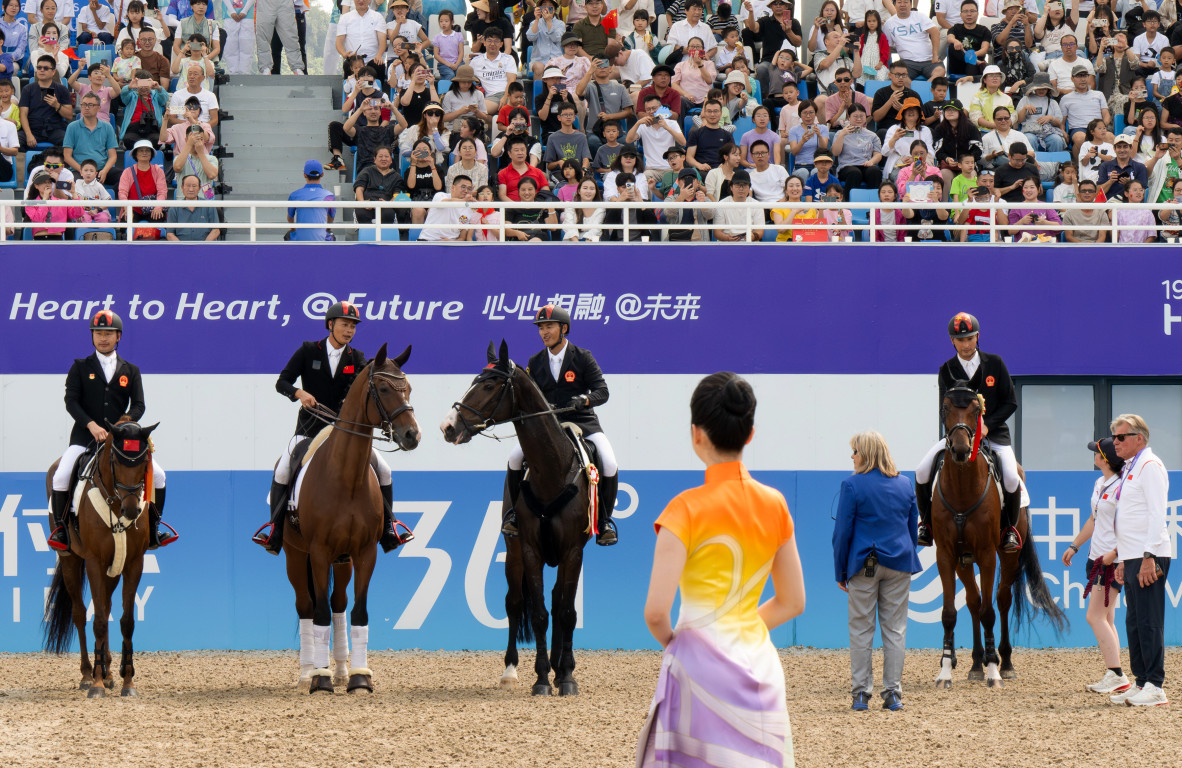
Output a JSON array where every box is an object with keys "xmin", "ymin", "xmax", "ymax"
[
  {"xmin": 1077, "ymin": 140, "xmax": 1113, "ymax": 182},
  {"xmin": 24, "ymin": 0, "xmax": 73, "ymax": 21},
  {"xmin": 617, "ymin": 0, "xmax": 654, "ymax": 31},
  {"xmin": 337, "ymin": 9, "xmax": 386, "ymax": 60},
  {"xmin": 419, "ymin": 191, "xmax": 476, "ymax": 240},
  {"xmin": 932, "ymin": 0, "xmax": 962, "ymax": 25},
  {"xmin": 386, "ymin": 17, "xmax": 423, "ymax": 44},
  {"xmin": 635, "ymin": 121, "xmax": 677, "ymax": 171},
  {"xmin": 77, "ymin": 3, "xmax": 115, "ymax": 32},
  {"xmin": 470, "ymin": 53, "xmax": 516, "ymax": 95},
  {"xmin": 1132, "ymin": 31, "xmax": 1166, "ymax": 65},
  {"xmin": 0, "ymin": 119, "xmax": 17, "ymax": 176},
  {"xmin": 603, "ymin": 170, "xmax": 651, "ymax": 201},
  {"xmin": 1088, "ymin": 474, "xmax": 1120, "ymax": 561},
  {"xmin": 24, "ymin": 166, "xmax": 75, "ymax": 198},
  {"xmin": 1047, "ymin": 56, "xmax": 1092, "ymax": 91},
  {"xmin": 883, "ymin": 12, "xmax": 936, "ymax": 62},
  {"xmin": 618, "ymin": 47, "xmax": 654, "ymax": 85},
  {"xmin": 169, "ymin": 88, "xmax": 219, "ymax": 122},
  {"xmin": 749, "ymin": 163, "xmax": 789, "ymax": 201}
]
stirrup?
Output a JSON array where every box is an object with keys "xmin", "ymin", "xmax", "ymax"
[
  {"xmin": 501, "ymin": 514, "xmax": 518, "ymax": 538},
  {"xmin": 252, "ymin": 523, "xmax": 281, "ymax": 554},
  {"xmin": 395, "ymin": 520, "xmax": 415, "ymax": 545},
  {"xmin": 48, "ymin": 527, "xmax": 70, "ymax": 552},
  {"xmin": 151, "ymin": 522, "xmax": 179, "ymax": 550}
]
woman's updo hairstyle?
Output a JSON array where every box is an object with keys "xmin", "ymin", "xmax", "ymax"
[{"xmin": 690, "ymin": 372, "xmax": 756, "ymax": 453}]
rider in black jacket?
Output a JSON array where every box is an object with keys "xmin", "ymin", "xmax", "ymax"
[{"xmin": 502, "ymin": 304, "xmax": 619, "ymax": 545}]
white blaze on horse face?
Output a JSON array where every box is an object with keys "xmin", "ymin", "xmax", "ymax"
[{"xmin": 441, "ymin": 382, "xmax": 478, "ymax": 444}]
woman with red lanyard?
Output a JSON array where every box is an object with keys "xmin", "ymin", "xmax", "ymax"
[
  {"xmin": 117, "ymin": 139, "xmax": 167, "ymax": 224},
  {"xmin": 1063, "ymin": 437, "xmax": 1129, "ymax": 696}
]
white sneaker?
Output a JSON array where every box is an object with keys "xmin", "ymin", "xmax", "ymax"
[
  {"xmin": 1110, "ymin": 686, "xmax": 1141, "ymax": 705},
  {"xmin": 1126, "ymin": 683, "xmax": 1169, "ymax": 707},
  {"xmin": 259, "ymin": 67, "xmax": 271, "ymax": 75},
  {"xmin": 1087, "ymin": 670, "xmax": 1132, "ymax": 694},
  {"xmin": 292, "ymin": 69, "xmax": 305, "ymax": 76}
]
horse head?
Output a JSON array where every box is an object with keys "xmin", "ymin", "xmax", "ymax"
[
  {"xmin": 106, "ymin": 420, "xmax": 158, "ymax": 518},
  {"xmin": 440, "ymin": 340, "xmax": 519, "ymax": 445},
  {"xmin": 368, "ymin": 342, "xmax": 420, "ymax": 451},
  {"xmin": 941, "ymin": 380, "xmax": 983, "ymax": 463}
]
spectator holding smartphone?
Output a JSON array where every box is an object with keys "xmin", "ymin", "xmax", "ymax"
[
  {"xmin": 1098, "ymin": 133, "xmax": 1148, "ymax": 199},
  {"xmin": 1157, "ymin": 177, "xmax": 1182, "ymax": 238},
  {"xmin": 18, "ymin": 53, "xmax": 72, "ymax": 149},
  {"xmin": 1006, "ymin": 177, "xmax": 1061, "ymax": 239},
  {"xmin": 24, "ymin": 171, "xmax": 81, "ymax": 240}
]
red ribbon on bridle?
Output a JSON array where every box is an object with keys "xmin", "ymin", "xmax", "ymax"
[{"xmin": 969, "ymin": 410, "xmax": 983, "ymax": 463}]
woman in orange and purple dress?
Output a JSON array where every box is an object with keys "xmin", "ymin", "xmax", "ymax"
[{"xmin": 638, "ymin": 372, "xmax": 805, "ymax": 768}]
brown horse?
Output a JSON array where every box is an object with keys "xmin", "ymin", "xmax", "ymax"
[
  {"xmin": 931, "ymin": 382, "xmax": 1065, "ymax": 689},
  {"xmin": 43, "ymin": 419, "xmax": 160, "ymax": 697},
  {"xmin": 440, "ymin": 341, "xmax": 594, "ymax": 696},
  {"xmin": 282, "ymin": 343, "xmax": 420, "ymax": 694}
]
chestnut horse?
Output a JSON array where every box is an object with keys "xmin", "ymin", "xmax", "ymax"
[
  {"xmin": 283, "ymin": 343, "xmax": 420, "ymax": 694},
  {"xmin": 931, "ymin": 383, "xmax": 1065, "ymax": 689},
  {"xmin": 43, "ymin": 419, "xmax": 160, "ymax": 697},
  {"xmin": 440, "ymin": 341, "xmax": 592, "ymax": 696}
]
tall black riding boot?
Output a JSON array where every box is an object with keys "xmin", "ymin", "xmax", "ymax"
[
  {"xmin": 252, "ymin": 481, "xmax": 290, "ymax": 555},
  {"xmin": 1001, "ymin": 487, "xmax": 1023, "ymax": 553},
  {"xmin": 147, "ymin": 487, "xmax": 177, "ymax": 549},
  {"xmin": 502, "ymin": 468, "xmax": 524, "ymax": 537},
  {"xmin": 48, "ymin": 490, "xmax": 71, "ymax": 552},
  {"xmin": 596, "ymin": 473, "xmax": 619, "ymax": 546},
  {"xmin": 915, "ymin": 480, "xmax": 933, "ymax": 547},
  {"xmin": 379, "ymin": 484, "xmax": 414, "ymax": 553}
]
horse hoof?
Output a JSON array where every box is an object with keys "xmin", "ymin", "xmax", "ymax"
[
  {"xmin": 987, "ymin": 678, "xmax": 1003, "ymax": 688},
  {"xmin": 346, "ymin": 674, "xmax": 374, "ymax": 694},
  {"xmin": 935, "ymin": 680, "xmax": 951, "ymax": 690},
  {"xmin": 1001, "ymin": 669, "xmax": 1017, "ymax": 680},
  {"xmin": 104, "ymin": 677, "xmax": 116, "ymax": 690},
  {"xmin": 531, "ymin": 684, "xmax": 553, "ymax": 696},
  {"xmin": 558, "ymin": 681, "xmax": 578, "ymax": 696},
  {"xmin": 79, "ymin": 680, "xmax": 91, "ymax": 691},
  {"xmin": 87, "ymin": 685, "xmax": 106, "ymax": 699},
  {"xmin": 967, "ymin": 669, "xmax": 985, "ymax": 681},
  {"xmin": 309, "ymin": 674, "xmax": 334, "ymax": 694},
  {"xmin": 120, "ymin": 687, "xmax": 138, "ymax": 697},
  {"xmin": 499, "ymin": 677, "xmax": 517, "ymax": 689}
]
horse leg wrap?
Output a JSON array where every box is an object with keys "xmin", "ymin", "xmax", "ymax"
[
  {"xmin": 332, "ymin": 612, "xmax": 349, "ymax": 663},
  {"xmin": 350, "ymin": 625, "xmax": 369, "ymax": 672},
  {"xmin": 312, "ymin": 624, "xmax": 331, "ymax": 669}
]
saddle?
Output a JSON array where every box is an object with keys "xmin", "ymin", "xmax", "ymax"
[
  {"xmin": 282, "ymin": 426, "xmax": 334, "ymax": 519},
  {"xmin": 519, "ymin": 424, "xmax": 604, "ymax": 527},
  {"xmin": 930, "ymin": 445, "xmax": 1003, "ymax": 491},
  {"xmin": 65, "ymin": 447, "xmax": 101, "ymax": 516}
]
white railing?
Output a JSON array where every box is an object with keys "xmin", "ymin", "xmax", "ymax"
[{"xmin": 1, "ymin": 199, "xmax": 1179, "ymax": 244}]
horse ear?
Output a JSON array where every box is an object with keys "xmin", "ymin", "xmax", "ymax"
[
  {"xmin": 142, "ymin": 422, "xmax": 160, "ymax": 436},
  {"xmin": 486, "ymin": 341, "xmax": 497, "ymax": 364},
  {"xmin": 498, "ymin": 339, "xmax": 510, "ymax": 368},
  {"xmin": 374, "ymin": 343, "xmax": 388, "ymax": 367},
  {"xmin": 392, "ymin": 344, "xmax": 411, "ymax": 368}
]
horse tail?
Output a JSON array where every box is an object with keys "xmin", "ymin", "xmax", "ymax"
[
  {"xmin": 1011, "ymin": 531, "xmax": 1068, "ymax": 636},
  {"xmin": 43, "ymin": 561, "xmax": 84, "ymax": 654},
  {"xmin": 517, "ymin": 568, "xmax": 534, "ymax": 645}
]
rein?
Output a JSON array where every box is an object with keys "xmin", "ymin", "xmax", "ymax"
[
  {"xmin": 302, "ymin": 366, "xmax": 414, "ymax": 452},
  {"xmin": 88, "ymin": 436, "xmax": 150, "ymax": 524},
  {"xmin": 449, "ymin": 365, "xmax": 578, "ymax": 441},
  {"xmin": 938, "ymin": 387, "xmax": 993, "ymax": 546}
]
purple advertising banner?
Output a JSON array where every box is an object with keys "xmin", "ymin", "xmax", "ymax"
[{"xmin": 2, "ymin": 243, "xmax": 1178, "ymax": 375}]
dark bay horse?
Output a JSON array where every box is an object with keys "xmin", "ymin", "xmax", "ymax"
[
  {"xmin": 283, "ymin": 343, "xmax": 420, "ymax": 694},
  {"xmin": 931, "ymin": 383, "xmax": 1065, "ymax": 688},
  {"xmin": 440, "ymin": 341, "xmax": 593, "ymax": 696},
  {"xmin": 43, "ymin": 420, "xmax": 160, "ymax": 697}
]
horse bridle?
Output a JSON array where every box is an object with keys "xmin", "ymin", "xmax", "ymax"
[
  {"xmin": 88, "ymin": 432, "xmax": 151, "ymax": 519},
  {"xmin": 942, "ymin": 386, "xmax": 983, "ymax": 455},
  {"xmin": 449, "ymin": 364, "xmax": 578, "ymax": 441},
  {"xmin": 305, "ymin": 363, "xmax": 415, "ymax": 450}
]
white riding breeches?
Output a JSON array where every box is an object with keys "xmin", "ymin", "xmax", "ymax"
[
  {"xmin": 273, "ymin": 434, "xmax": 392, "ymax": 485},
  {"xmin": 508, "ymin": 431, "xmax": 618, "ymax": 476},
  {"xmin": 915, "ymin": 437, "xmax": 1020, "ymax": 493},
  {"xmin": 53, "ymin": 444, "xmax": 166, "ymax": 491}
]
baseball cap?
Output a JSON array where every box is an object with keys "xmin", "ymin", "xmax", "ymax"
[
  {"xmin": 1088, "ymin": 438, "xmax": 1125, "ymax": 472},
  {"xmin": 304, "ymin": 159, "xmax": 324, "ymax": 177},
  {"xmin": 652, "ymin": 64, "xmax": 674, "ymax": 77},
  {"xmin": 561, "ymin": 32, "xmax": 581, "ymax": 46},
  {"xmin": 664, "ymin": 145, "xmax": 687, "ymax": 159},
  {"xmin": 731, "ymin": 169, "xmax": 752, "ymax": 185},
  {"xmin": 1113, "ymin": 134, "xmax": 1135, "ymax": 145},
  {"xmin": 677, "ymin": 167, "xmax": 700, "ymax": 181},
  {"xmin": 942, "ymin": 99, "xmax": 964, "ymax": 111},
  {"xmin": 981, "ymin": 64, "xmax": 1002, "ymax": 77},
  {"xmin": 1071, "ymin": 64, "xmax": 1089, "ymax": 76}
]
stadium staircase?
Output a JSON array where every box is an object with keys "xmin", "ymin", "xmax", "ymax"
[{"xmin": 218, "ymin": 75, "xmax": 346, "ymax": 241}]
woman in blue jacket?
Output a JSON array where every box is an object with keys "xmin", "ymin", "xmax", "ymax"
[{"xmin": 832, "ymin": 430, "xmax": 922, "ymax": 713}]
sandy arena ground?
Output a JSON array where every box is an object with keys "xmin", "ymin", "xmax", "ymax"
[{"xmin": 2, "ymin": 648, "xmax": 1181, "ymax": 767}]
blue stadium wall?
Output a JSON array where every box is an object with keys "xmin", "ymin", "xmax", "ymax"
[{"xmin": 2, "ymin": 243, "xmax": 1181, "ymax": 652}]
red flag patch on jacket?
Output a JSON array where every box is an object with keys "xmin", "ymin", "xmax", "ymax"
[{"xmin": 343, "ymin": 365, "xmax": 354, "ymax": 374}]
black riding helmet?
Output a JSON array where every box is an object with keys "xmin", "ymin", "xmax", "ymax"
[
  {"xmin": 533, "ymin": 304, "xmax": 571, "ymax": 334},
  {"xmin": 324, "ymin": 300, "xmax": 362, "ymax": 330},
  {"xmin": 90, "ymin": 309, "xmax": 123, "ymax": 333},
  {"xmin": 948, "ymin": 312, "xmax": 980, "ymax": 339}
]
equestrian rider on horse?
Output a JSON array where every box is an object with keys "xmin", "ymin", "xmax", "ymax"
[
  {"xmin": 252, "ymin": 301, "xmax": 414, "ymax": 555},
  {"xmin": 49, "ymin": 311, "xmax": 174, "ymax": 552},
  {"xmin": 502, "ymin": 304, "xmax": 619, "ymax": 546},
  {"xmin": 915, "ymin": 312, "xmax": 1023, "ymax": 553}
]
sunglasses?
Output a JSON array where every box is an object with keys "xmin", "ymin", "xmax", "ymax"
[
  {"xmin": 36, "ymin": 64, "xmax": 53, "ymax": 70},
  {"xmin": 996, "ymin": 116, "xmax": 1011, "ymax": 121},
  {"xmin": 1112, "ymin": 432, "xmax": 1139, "ymax": 441},
  {"xmin": 43, "ymin": 162, "xmax": 63, "ymax": 168}
]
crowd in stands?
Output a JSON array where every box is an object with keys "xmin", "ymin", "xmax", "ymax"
[{"xmin": 2, "ymin": 0, "xmax": 1182, "ymax": 241}]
